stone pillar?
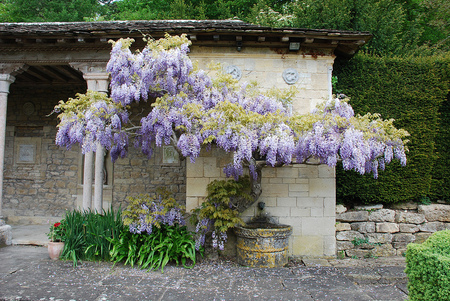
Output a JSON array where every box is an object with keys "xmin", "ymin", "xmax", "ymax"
[
  {"xmin": 70, "ymin": 63, "xmax": 109, "ymax": 211},
  {"xmin": 82, "ymin": 151, "xmax": 94, "ymax": 210},
  {"xmin": 0, "ymin": 63, "xmax": 26, "ymax": 219},
  {"xmin": 83, "ymin": 72, "xmax": 109, "ymax": 213},
  {"xmin": 327, "ymin": 65, "xmax": 333, "ymax": 101},
  {"xmin": 0, "ymin": 75, "xmax": 15, "ymax": 218},
  {"xmin": 94, "ymin": 143, "xmax": 105, "ymax": 213}
]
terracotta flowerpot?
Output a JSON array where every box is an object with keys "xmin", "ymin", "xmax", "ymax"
[
  {"xmin": 48, "ymin": 241, "xmax": 65, "ymax": 260},
  {"xmin": 234, "ymin": 223, "xmax": 292, "ymax": 268}
]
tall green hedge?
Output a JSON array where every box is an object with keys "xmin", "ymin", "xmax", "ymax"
[{"xmin": 334, "ymin": 53, "xmax": 450, "ymax": 204}]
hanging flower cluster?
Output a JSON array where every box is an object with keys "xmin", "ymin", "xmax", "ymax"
[
  {"xmin": 122, "ymin": 193, "xmax": 185, "ymax": 235},
  {"xmin": 55, "ymin": 34, "xmax": 409, "ymax": 180}
]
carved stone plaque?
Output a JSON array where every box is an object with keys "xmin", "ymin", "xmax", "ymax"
[
  {"xmin": 163, "ymin": 146, "xmax": 180, "ymax": 164},
  {"xmin": 23, "ymin": 102, "xmax": 35, "ymax": 116},
  {"xmin": 19, "ymin": 144, "xmax": 34, "ymax": 163},
  {"xmin": 282, "ymin": 68, "xmax": 299, "ymax": 85},
  {"xmin": 225, "ymin": 65, "xmax": 242, "ymax": 80}
]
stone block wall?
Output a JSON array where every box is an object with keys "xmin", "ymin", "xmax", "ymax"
[
  {"xmin": 112, "ymin": 146, "xmax": 186, "ymax": 210},
  {"xmin": 336, "ymin": 204, "xmax": 450, "ymax": 258},
  {"xmin": 186, "ymin": 150, "xmax": 336, "ymax": 258},
  {"xmin": 3, "ymin": 84, "xmax": 84, "ymax": 224},
  {"xmin": 190, "ymin": 47, "xmax": 334, "ymax": 115}
]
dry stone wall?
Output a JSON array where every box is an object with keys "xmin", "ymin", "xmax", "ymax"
[{"xmin": 336, "ymin": 203, "xmax": 450, "ymax": 258}]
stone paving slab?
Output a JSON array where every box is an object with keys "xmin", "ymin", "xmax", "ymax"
[{"xmin": 0, "ymin": 246, "xmax": 408, "ymax": 301}]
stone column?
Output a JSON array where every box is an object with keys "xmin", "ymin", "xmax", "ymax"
[
  {"xmin": 82, "ymin": 151, "xmax": 94, "ymax": 210},
  {"xmin": 83, "ymin": 72, "xmax": 109, "ymax": 212},
  {"xmin": 327, "ymin": 65, "xmax": 333, "ymax": 101},
  {"xmin": 94, "ymin": 143, "xmax": 105, "ymax": 212},
  {"xmin": 70, "ymin": 63, "xmax": 109, "ymax": 211},
  {"xmin": 0, "ymin": 63, "xmax": 26, "ymax": 219},
  {"xmin": 0, "ymin": 75, "xmax": 15, "ymax": 218}
]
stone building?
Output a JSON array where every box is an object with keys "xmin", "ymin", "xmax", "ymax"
[{"xmin": 0, "ymin": 20, "xmax": 370, "ymax": 257}]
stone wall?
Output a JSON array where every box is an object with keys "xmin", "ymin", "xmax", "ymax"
[
  {"xmin": 3, "ymin": 84, "xmax": 84, "ymax": 224},
  {"xmin": 111, "ymin": 146, "xmax": 186, "ymax": 210},
  {"xmin": 190, "ymin": 47, "xmax": 334, "ymax": 115},
  {"xmin": 336, "ymin": 203, "xmax": 450, "ymax": 258},
  {"xmin": 186, "ymin": 150, "xmax": 336, "ymax": 258}
]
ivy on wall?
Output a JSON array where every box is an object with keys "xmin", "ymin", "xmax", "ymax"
[{"xmin": 334, "ymin": 53, "xmax": 450, "ymax": 204}]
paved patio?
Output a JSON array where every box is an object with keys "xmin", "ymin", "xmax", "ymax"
[{"xmin": 0, "ymin": 225, "xmax": 409, "ymax": 301}]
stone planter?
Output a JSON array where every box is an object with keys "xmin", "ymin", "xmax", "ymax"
[
  {"xmin": 48, "ymin": 241, "xmax": 65, "ymax": 260},
  {"xmin": 234, "ymin": 223, "xmax": 292, "ymax": 268}
]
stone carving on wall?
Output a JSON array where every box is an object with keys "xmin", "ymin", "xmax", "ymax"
[
  {"xmin": 225, "ymin": 65, "xmax": 242, "ymax": 81},
  {"xmin": 163, "ymin": 146, "xmax": 180, "ymax": 164},
  {"xmin": 282, "ymin": 68, "xmax": 299, "ymax": 85},
  {"xmin": 22, "ymin": 102, "xmax": 35, "ymax": 116}
]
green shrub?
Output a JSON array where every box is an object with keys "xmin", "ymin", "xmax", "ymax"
[
  {"xmin": 190, "ymin": 177, "xmax": 249, "ymax": 250},
  {"xmin": 334, "ymin": 53, "xmax": 450, "ymax": 204},
  {"xmin": 121, "ymin": 189, "xmax": 185, "ymax": 234},
  {"xmin": 61, "ymin": 207, "xmax": 124, "ymax": 266},
  {"xmin": 406, "ymin": 230, "xmax": 450, "ymax": 301},
  {"xmin": 109, "ymin": 224, "xmax": 197, "ymax": 272},
  {"xmin": 109, "ymin": 190, "xmax": 199, "ymax": 272}
]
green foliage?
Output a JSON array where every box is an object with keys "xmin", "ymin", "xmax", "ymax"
[
  {"xmin": 109, "ymin": 224, "xmax": 198, "ymax": 272},
  {"xmin": 60, "ymin": 207, "xmax": 125, "ymax": 266},
  {"xmin": 430, "ymin": 92, "xmax": 450, "ymax": 201},
  {"xmin": 121, "ymin": 188, "xmax": 185, "ymax": 231},
  {"xmin": 351, "ymin": 236, "xmax": 381, "ymax": 247},
  {"xmin": 351, "ymin": 237, "xmax": 369, "ymax": 246},
  {"xmin": 413, "ymin": 0, "xmax": 450, "ymax": 54},
  {"xmin": 5, "ymin": 0, "xmax": 100, "ymax": 22},
  {"xmin": 406, "ymin": 230, "xmax": 450, "ymax": 301},
  {"xmin": 246, "ymin": 0, "xmax": 447, "ymax": 57},
  {"xmin": 191, "ymin": 177, "xmax": 250, "ymax": 234},
  {"xmin": 334, "ymin": 53, "xmax": 450, "ymax": 204},
  {"xmin": 1, "ymin": 0, "xmax": 447, "ymax": 56},
  {"xmin": 106, "ymin": 0, "xmax": 287, "ymax": 21}
]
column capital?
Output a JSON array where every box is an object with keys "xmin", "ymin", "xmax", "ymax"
[
  {"xmin": 69, "ymin": 62, "xmax": 108, "ymax": 74},
  {"xmin": 0, "ymin": 63, "xmax": 28, "ymax": 93},
  {"xmin": 0, "ymin": 75, "xmax": 15, "ymax": 94},
  {"xmin": 69, "ymin": 62, "xmax": 109, "ymax": 93},
  {"xmin": 0, "ymin": 63, "xmax": 27, "ymax": 76}
]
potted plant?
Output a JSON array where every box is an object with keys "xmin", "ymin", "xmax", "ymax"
[{"xmin": 47, "ymin": 221, "xmax": 65, "ymax": 260}]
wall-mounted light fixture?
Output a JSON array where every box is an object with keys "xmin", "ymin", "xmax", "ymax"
[
  {"xmin": 236, "ymin": 41, "xmax": 243, "ymax": 52},
  {"xmin": 289, "ymin": 42, "xmax": 300, "ymax": 51}
]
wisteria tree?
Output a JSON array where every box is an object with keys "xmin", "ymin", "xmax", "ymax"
[{"xmin": 55, "ymin": 34, "xmax": 409, "ymax": 247}]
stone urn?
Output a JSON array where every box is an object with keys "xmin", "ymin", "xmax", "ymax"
[
  {"xmin": 48, "ymin": 241, "xmax": 65, "ymax": 260},
  {"xmin": 234, "ymin": 223, "xmax": 292, "ymax": 268}
]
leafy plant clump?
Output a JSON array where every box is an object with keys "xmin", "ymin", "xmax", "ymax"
[
  {"xmin": 60, "ymin": 206, "xmax": 124, "ymax": 266},
  {"xmin": 110, "ymin": 190, "xmax": 199, "ymax": 271},
  {"xmin": 191, "ymin": 177, "xmax": 251, "ymax": 251},
  {"xmin": 122, "ymin": 189, "xmax": 185, "ymax": 234},
  {"xmin": 109, "ymin": 224, "xmax": 197, "ymax": 272}
]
